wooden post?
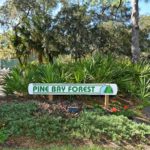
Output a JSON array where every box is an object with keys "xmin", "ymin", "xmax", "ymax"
[
  {"xmin": 48, "ymin": 95, "xmax": 53, "ymax": 101},
  {"xmin": 104, "ymin": 95, "xmax": 109, "ymax": 108}
]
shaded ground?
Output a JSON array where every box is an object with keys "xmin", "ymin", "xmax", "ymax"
[
  {"xmin": 143, "ymin": 107, "xmax": 150, "ymax": 118},
  {"xmin": 1, "ymin": 136, "xmax": 150, "ymax": 150}
]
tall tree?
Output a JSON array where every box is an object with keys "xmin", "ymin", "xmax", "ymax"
[
  {"xmin": 0, "ymin": 0, "xmax": 58, "ymax": 64},
  {"xmin": 131, "ymin": 0, "xmax": 140, "ymax": 63}
]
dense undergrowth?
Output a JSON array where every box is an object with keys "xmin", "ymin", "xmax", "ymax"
[
  {"xmin": 0, "ymin": 101, "xmax": 150, "ymax": 144},
  {"xmin": 4, "ymin": 55, "xmax": 150, "ymax": 100}
]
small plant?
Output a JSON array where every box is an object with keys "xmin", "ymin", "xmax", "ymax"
[
  {"xmin": 109, "ymin": 99, "xmax": 135, "ymax": 118},
  {"xmin": 69, "ymin": 112, "xmax": 150, "ymax": 142},
  {"xmin": 3, "ymin": 67, "xmax": 24, "ymax": 94},
  {"xmin": 0, "ymin": 130, "xmax": 9, "ymax": 144},
  {"xmin": 38, "ymin": 64, "xmax": 63, "ymax": 83},
  {"xmin": 138, "ymin": 77, "xmax": 150, "ymax": 100}
]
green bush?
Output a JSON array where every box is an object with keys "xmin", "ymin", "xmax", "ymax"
[
  {"xmin": 0, "ymin": 102, "xmax": 150, "ymax": 143},
  {"xmin": 137, "ymin": 75, "xmax": 150, "ymax": 100},
  {"xmin": 69, "ymin": 111, "xmax": 150, "ymax": 142},
  {"xmin": 4, "ymin": 64, "xmax": 39, "ymax": 94},
  {"xmin": 4, "ymin": 68, "xmax": 25, "ymax": 94},
  {"xmin": 0, "ymin": 129, "xmax": 9, "ymax": 144},
  {"xmin": 37, "ymin": 63, "xmax": 65, "ymax": 83},
  {"xmin": 4, "ymin": 54, "xmax": 150, "ymax": 100},
  {"xmin": 0, "ymin": 101, "xmax": 38, "ymax": 142},
  {"xmin": 0, "ymin": 101, "xmax": 38, "ymax": 123}
]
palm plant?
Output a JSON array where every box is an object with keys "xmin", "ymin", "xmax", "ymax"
[{"xmin": 38, "ymin": 64, "xmax": 63, "ymax": 83}]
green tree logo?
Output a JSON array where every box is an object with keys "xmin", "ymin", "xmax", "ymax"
[{"xmin": 104, "ymin": 85, "xmax": 113, "ymax": 94}]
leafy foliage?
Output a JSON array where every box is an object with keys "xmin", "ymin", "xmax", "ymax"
[
  {"xmin": 0, "ymin": 101, "xmax": 38, "ymax": 122},
  {"xmin": 69, "ymin": 111, "xmax": 150, "ymax": 142},
  {"xmin": 0, "ymin": 101, "xmax": 150, "ymax": 144},
  {"xmin": 4, "ymin": 54, "xmax": 150, "ymax": 100},
  {"xmin": 0, "ymin": 33, "xmax": 15, "ymax": 59},
  {"xmin": 0, "ymin": 0, "xmax": 133, "ymax": 64},
  {"xmin": 0, "ymin": 0, "xmax": 149, "ymax": 63}
]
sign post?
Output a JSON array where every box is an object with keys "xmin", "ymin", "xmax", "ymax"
[
  {"xmin": 28, "ymin": 83, "xmax": 118, "ymax": 108},
  {"xmin": 104, "ymin": 95, "xmax": 109, "ymax": 108}
]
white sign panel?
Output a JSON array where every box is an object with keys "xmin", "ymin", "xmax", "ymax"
[{"xmin": 28, "ymin": 83, "xmax": 118, "ymax": 95}]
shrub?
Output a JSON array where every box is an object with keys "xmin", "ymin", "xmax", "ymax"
[
  {"xmin": 4, "ymin": 67, "xmax": 25, "ymax": 94},
  {"xmin": 3, "ymin": 54, "xmax": 150, "ymax": 100},
  {"xmin": 0, "ymin": 102, "xmax": 150, "ymax": 144},
  {"xmin": 3, "ymin": 64, "xmax": 39, "ymax": 94},
  {"xmin": 0, "ymin": 129, "xmax": 9, "ymax": 144},
  {"xmin": 0, "ymin": 101, "xmax": 38, "ymax": 123},
  {"xmin": 69, "ymin": 111, "xmax": 150, "ymax": 142},
  {"xmin": 37, "ymin": 64, "xmax": 64, "ymax": 83}
]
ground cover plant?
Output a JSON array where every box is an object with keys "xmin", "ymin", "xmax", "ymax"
[{"xmin": 0, "ymin": 101, "xmax": 150, "ymax": 147}]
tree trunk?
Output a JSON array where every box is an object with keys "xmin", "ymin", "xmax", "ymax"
[
  {"xmin": 38, "ymin": 53, "xmax": 43, "ymax": 64},
  {"xmin": 48, "ymin": 53, "xmax": 54, "ymax": 64},
  {"xmin": 17, "ymin": 57, "xmax": 23, "ymax": 66},
  {"xmin": 131, "ymin": 0, "xmax": 140, "ymax": 63}
]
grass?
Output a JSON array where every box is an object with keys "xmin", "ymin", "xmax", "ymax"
[{"xmin": 1, "ymin": 145, "xmax": 114, "ymax": 150}]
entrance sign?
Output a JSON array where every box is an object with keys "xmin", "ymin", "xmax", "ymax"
[{"xmin": 28, "ymin": 83, "xmax": 118, "ymax": 95}]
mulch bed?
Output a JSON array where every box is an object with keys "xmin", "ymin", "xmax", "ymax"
[{"xmin": 0, "ymin": 94, "xmax": 149, "ymax": 122}]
